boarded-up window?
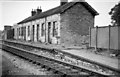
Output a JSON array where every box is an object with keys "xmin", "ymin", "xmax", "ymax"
[
  {"xmin": 21, "ymin": 27, "xmax": 23, "ymax": 36},
  {"xmin": 53, "ymin": 21, "xmax": 58, "ymax": 37},
  {"xmin": 37, "ymin": 24, "xmax": 39, "ymax": 40},
  {"xmin": 19, "ymin": 28, "xmax": 20, "ymax": 36},
  {"xmin": 32, "ymin": 25, "xmax": 35, "ymax": 41},
  {"xmin": 23, "ymin": 27, "xmax": 26, "ymax": 37},
  {"xmin": 28, "ymin": 26, "xmax": 30, "ymax": 36},
  {"xmin": 41, "ymin": 23, "xmax": 45, "ymax": 36}
]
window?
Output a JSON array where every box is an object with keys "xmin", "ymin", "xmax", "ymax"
[
  {"xmin": 53, "ymin": 21, "xmax": 58, "ymax": 37},
  {"xmin": 48, "ymin": 22, "xmax": 51, "ymax": 43},
  {"xmin": 24, "ymin": 27, "xmax": 26, "ymax": 37},
  {"xmin": 19, "ymin": 28, "xmax": 20, "ymax": 36},
  {"xmin": 48, "ymin": 22, "xmax": 51, "ymax": 34},
  {"xmin": 41, "ymin": 23, "xmax": 45, "ymax": 36},
  {"xmin": 32, "ymin": 25, "xmax": 35, "ymax": 40},
  {"xmin": 28, "ymin": 26, "xmax": 30, "ymax": 36},
  {"xmin": 21, "ymin": 27, "xmax": 23, "ymax": 36}
]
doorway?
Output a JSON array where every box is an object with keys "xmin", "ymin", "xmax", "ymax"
[
  {"xmin": 32, "ymin": 25, "xmax": 34, "ymax": 41},
  {"xmin": 37, "ymin": 24, "xmax": 39, "ymax": 41},
  {"xmin": 48, "ymin": 22, "xmax": 51, "ymax": 44}
]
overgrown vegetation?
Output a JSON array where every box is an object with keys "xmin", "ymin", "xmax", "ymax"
[{"xmin": 109, "ymin": 2, "xmax": 120, "ymax": 26}]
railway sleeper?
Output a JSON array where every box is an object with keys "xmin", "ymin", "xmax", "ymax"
[
  {"xmin": 43, "ymin": 62, "xmax": 54, "ymax": 66},
  {"xmin": 67, "ymin": 72, "xmax": 80, "ymax": 75},
  {"xmin": 28, "ymin": 59, "xmax": 33, "ymax": 62},
  {"xmin": 31, "ymin": 60, "xmax": 37, "ymax": 63},
  {"xmin": 34, "ymin": 61, "xmax": 41, "ymax": 65},
  {"xmin": 60, "ymin": 69, "xmax": 72, "ymax": 74},
  {"xmin": 53, "ymin": 70, "xmax": 65, "ymax": 75},
  {"xmin": 55, "ymin": 67, "xmax": 66, "ymax": 70},
  {"xmin": 46, "ymin": 67, "xmax": 65, "ymax": 75},
  {"xmin": 40, "ymin": 65, "xmax": 45, "ymax": 68},
  {"xmin": 46, "ymin": 67, "xmax": 51, "ymax": 71}
]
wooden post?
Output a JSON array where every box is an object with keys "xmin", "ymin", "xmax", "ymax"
[
  {"xmin": 95, "ymin": 26, "xmax": 98, "ymax": 51},
  {"xmin": 108, "ymin": 25, "xmax": 111, "ymax": 52}
]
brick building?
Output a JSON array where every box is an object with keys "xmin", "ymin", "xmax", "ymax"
[
  {"xmin": 2, "ymin": 25, "xmax": 14, "ymax": 40},
  {"xmin": 13, "ymin": 0, "xmax": 98, "ymax": 46}
]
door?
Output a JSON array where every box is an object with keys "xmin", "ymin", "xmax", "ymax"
[
  {"xmin": 24, "ymin": 27, "xmax": 26, "ymax": 40},
  {"xmin": 32, "ymin": 25, "xmax": 35, "ymax": 41},
  {"xmin": 48, "ymin": 22, "xmax": 51, "ymax": 43},
  {"xmin": 37, "ymin": 24, "xmax": 39, "ymax": 41}
]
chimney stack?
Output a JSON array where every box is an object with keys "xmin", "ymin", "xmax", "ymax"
[
  {"xmin": 60, "ymin": 0, "xmax": 68, "ymax": 6},
  {"xmin": 36, "ymin": 6, "xmax": 42, "ymax": 14},
  {"xmin": 31, "ymin": 9, "xmax": 36, "ymax": 16}
]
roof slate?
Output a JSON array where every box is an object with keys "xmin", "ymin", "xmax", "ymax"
[{"xmin": 17, "ymin": 2, "xmax": 99, "ymax": 24}]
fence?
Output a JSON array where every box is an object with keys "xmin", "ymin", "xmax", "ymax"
[{"xmin": 89, "ymin": 25, "xmax": 120, "ymax": 50}]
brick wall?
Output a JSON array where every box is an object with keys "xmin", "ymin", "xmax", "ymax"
[{"xmin": 60, "ymin": 3, "xmax": 94, "ymax": 46}]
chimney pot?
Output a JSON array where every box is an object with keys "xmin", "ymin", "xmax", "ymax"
[
  {"xmin": 36, "ymin": 6, "xmax": 42, "ymax": 14},
  {"xmin": 31, "ymin": 9, "xmax": 36, "ymax": 16}
]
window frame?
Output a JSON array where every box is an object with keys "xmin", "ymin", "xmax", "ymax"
[
  {"xmin": 28, "ymin": 26, "xmax": 30, "ymax": 36},
  {"xmin": 53, "ymin": 21, "xmax": 58, "ymax": 37},
  {"xmin": 41, "ymin": 23, "xmax": 45, "ymax": 36}
]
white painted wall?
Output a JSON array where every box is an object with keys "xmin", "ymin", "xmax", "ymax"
[
  {"xmin": 46, "ymin": 14, "xmax": 60, "ymax": 44},
  {"xmin": 13, "ymin": 13, "xmax": 61, "ymax": 44}
]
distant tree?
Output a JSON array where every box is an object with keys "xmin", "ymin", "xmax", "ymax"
[{"xmin": 109, "ymin": 2, "xmax": 120, "ymax": 26}]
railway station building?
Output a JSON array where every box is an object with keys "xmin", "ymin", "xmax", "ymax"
[{"xmin": 13, "ymin": 0, "xmax": 98, "ymax": 46}]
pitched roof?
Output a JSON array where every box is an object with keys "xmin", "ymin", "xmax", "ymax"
[{"xmin": 17, "ymin": 2, "xmax": 99, "ymax": 24}]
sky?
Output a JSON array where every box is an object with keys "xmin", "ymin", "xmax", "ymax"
[{"xmin": 0, "ymin": 0, "xmax": 120, "ymax": 30}]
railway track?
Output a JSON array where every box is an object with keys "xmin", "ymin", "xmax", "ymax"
[
  {"xmin": 2, "ymin": 44, "xmax": 93, "ymax": 76},
  {"xmin": 2, "ymin": 40, "xmax": 120, "ymax": 76}
]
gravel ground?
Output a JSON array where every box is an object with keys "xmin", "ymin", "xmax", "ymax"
[
  {"xmin": 1, "ymin": 49, "xmax": 54, "ymax": 76},
  {"xmin": 63, "ymin": 49, "xmax": 119, "ymax": 70}
]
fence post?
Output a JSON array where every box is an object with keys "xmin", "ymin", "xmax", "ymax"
[
  {"xmin": 89, "ymin": 27, "xmax": 91, "ymax": 48},
  {"xmin": 108, "ymin": 25, "xmax": 111, "ymax": 51},
  {"xmin": 95, "ymin": 26, "xmax": 98, "ymax": 51}
]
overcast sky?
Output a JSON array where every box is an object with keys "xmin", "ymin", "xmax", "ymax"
[{"xmin": 0, "ymin": 0, "xmax": 120, "ymax": 30}]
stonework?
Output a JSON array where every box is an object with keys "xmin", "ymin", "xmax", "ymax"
[{"xmin": 60, "ymin": 3, "xmax": 94, "ymax": 46}]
